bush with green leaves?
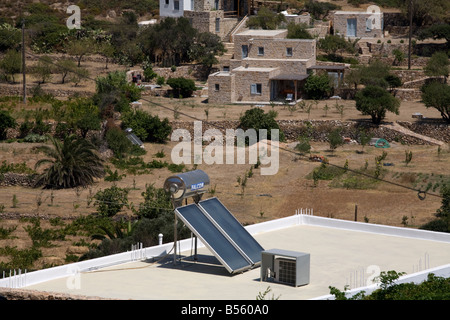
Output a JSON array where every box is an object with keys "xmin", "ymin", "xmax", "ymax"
[
  {"xmin": 0, "ymin": 109, "xmax": 16, "ymax": 140},
  {"xmin": 355, "ymin": 85, "xmax": 400, "ymax": 124},
  {"xmin": 105, "ymin": 127, "xmax": 133, "ymax": 159},
  {"xmin": 328, "ymin": 128, "xmax": 344, "ymax": 152},
  {"xmin": 166, "ymin": 77, "xmax": 196, "ymax": 98},
  {"xmin": 94, "ymin": 70, "xmax": 143, "ymax": 114},
  {"xmin": 94, "ymin": 186, "xmax": 129, "ymax": 217},
  {"xmin": 245, "ymin": 7, "xmax": 286, "ymax": 30},
  {"xmin": 0, "ymin": 49, "xmax": 21, "ymax": 83},
  {"xmin": 121, "ymin": 109, "xmax": 172, "ymax": 143},
  {"xmin": 421, "ymin": 81, "xmax": 450, "ymax": 123},
  {"xmin": 0, "ymin": 23, "xmax": 21, "ymax": 52},
  {"xmin": 304, "ymin": 73, "xmax": 332, "ymax": 100},
  {"xmin": 239, "ymin": 107, "xmax": 285, "ymax": 142},
  {"xmin": 287, "ymin": 22, "xmax": 313, "ymax": 39}
]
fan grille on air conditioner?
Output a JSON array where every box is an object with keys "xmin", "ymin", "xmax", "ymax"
[{"xmin": 275, "ymin": 258, "xmax": 296, "ymax": 285}]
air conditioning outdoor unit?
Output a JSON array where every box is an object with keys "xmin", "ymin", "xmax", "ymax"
[
  {"xmin": 261, "ymin": 249, "xmax": 310, "ymax": 287},
  {"xmin": 274, "ymin": 257, "xmax": 297, "ymax": 286}
]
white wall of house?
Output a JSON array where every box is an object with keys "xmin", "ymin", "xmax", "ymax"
[{"xmin": 159, "ymin": 0, "xmax": 193, "ymax": 18}]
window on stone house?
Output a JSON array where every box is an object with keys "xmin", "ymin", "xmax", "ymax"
[
  {"xmin": 242, "ymin": 45, "xmax": 248, "ymax": 59},
  {"xmin": 174, "ymin": 0, "xmax": 180, "ymax": 10},
  {"xmin": 286, "ymin": 47, "xmax": 293, "ymax": 57},
  {"xmin": 215, "ymin": 18, "xmax": 220, "ymax": 33},
  {"xmin": 258, "ymin": 47, "xmax": 264, "ymax": 56},
  {"xmin": 250, "ymin": 83, "xmax": 262, "ymax": 95},
  {"xmin": 165, "ymin": 0, "xmax": 169, "ymax": 5},
  {"xmin": 215, "ymin": 84, "xmax": 220, "ymax": 91}
]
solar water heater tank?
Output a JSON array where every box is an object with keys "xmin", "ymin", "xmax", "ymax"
[{"xmin": 164, "ymin": 170, "xmax": 210, "ymax": 202}]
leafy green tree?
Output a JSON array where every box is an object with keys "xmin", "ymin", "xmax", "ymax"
[
  {"xmin": 34, "ymin": 135, "xmax": 105, "ymax": 189},
  {"xmin": 355, "ymin": 85, "xmax": 400, "ymax": 124},
  {"xmin": 344, "ymin": 66, "xmax": 363, "ymax": 90},
  {"xmin": 32, "ymin": 55, "xmax": 53, "ymax": 84},
  {"xmin": 105, "ymin": 127, "xmax": 133, "ymax": 159},
  {"xmin": 305, "ymin": 0, "xmax": 340, "ymax": 20},
  {"xmin": 239, "ymin": 108, "xmax": 285, "ymax": 142},
  {"xmin": 304, "ymin": 73, "xmax": 332, "ymax": 100},
  {"xmin": 189, "ymin": 32, "xmax": 225, "ymax": 76},
  {"xmin": 0, "ymin": 49, "xmax": 21, "ymax": 83},
  {"xmin": 421, "ymin": 81, "xmax": 450, "ymax": 123},
  {"xmin": 167, "ymin": 77, "xmax": 196, "ymax": 98},
  {"xmin": 424, "ymin": 51, "xmax": 449, "ymax": 82},
  {"xmin": 360, "ymin": 59, "xmax": 392, "ymax": 89},
  {"xmin": 133, "ymin": 184, "xmax": 172, "ymax": 219},
  {"xmin": 138, "ymin": 17, "xmax": 197, "ymax": 67},
  {"xmin": 55, "ymin": 59, "xmax": 77, "ymax": 84},
  {"xmin": 94, "ymin": 186, "xmax": 129, "ymax": 217},
  {"xmin": 418, "ymin": 23, "xmax": 450, "ymax": 48},
  {"xmin": 287, "ymin": 22, "xmax": 313, "ymax": 39},
  {"xmin": 328, "ymin": 128, "xmax": 344, "ymax": 152},
  {"xmin": 0, "ymin": 110, "xmax": 16, "ymax": 140},
  {"xmin": 66, "ymin": 38, "xmax": 95, "ymax": 67},
  {"xmin": 121, "ymin": 109, "xmax": 172, "ymax": 143},
  {"xmin": 392, "ymin": 48, "xmax": 405, "ymax": 66},
  {"xmin": 93, "ymin": 70, "xmax": 142, "ymax": 114},
  {"xmin": 0, "ymin": 23, "xmax": 21, "ymax": 52},
  {"xmin": 246, "ymin": 7, "xmax": 286, "ymax": 30}
]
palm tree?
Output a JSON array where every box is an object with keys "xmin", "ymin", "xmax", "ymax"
[{"xmin": 34, "ymin": 135, "xmax": 105, "ymax": 189}]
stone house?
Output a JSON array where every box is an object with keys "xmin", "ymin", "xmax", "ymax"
[
  {"xmin": 332, "ymin": 10, "xmax": 384, "ymax": 39},
  {"xmin": 159, "ymin": 0, "xmax": 250, "ymax": 40},
  {"xmin": 207, "ymin": 29, "xmax": 317, "ymax": 104}
]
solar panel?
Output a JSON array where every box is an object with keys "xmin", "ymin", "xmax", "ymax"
[
  {"xmin": 175, "ymin": 204, "xmax": 253, "ymax": 274},
  {"xmin": 126, "ymin": 133, "xmax": 144, "ymax": 147},
  {"xmin": 198, "ymin": 197, "xmax": 264, "ymax": 265}
]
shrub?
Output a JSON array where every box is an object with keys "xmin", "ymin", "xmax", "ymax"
[
  {"xmin": 94, "ymin": 186, "xmax": 129, "ymax": 217},
  {"xmin": 0, "ymin": 110, "xmax": 16, "ymax": 140},
  {"xmin": 304, "ymin": 73, "xmax": 332, "ymax": 100},
  {"xmin": 105, "ymin": 127, "xmax": 133, "ymax": 158},
  {"xmin": 121, "ymin": 109, "xmax": 172, "ymax": 143},
  {"xmin": 167, "ymin": 77, "xmax": 196, "ymax": 98},
  {"xmin": 355, "ymin": 85, "xmax": 400, "ymax": 124},
  {"xmin": 239, "ymin": 107, "xmax": 285, "ymax": 142}
]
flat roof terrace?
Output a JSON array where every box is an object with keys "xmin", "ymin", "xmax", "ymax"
[{"xmin": 8, "ymin": 215, "xmax": 450, "ymax": 300}]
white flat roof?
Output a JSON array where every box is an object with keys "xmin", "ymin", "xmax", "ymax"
[
  {"xmin": 7, "ymin": 215, "xmax": 450, "ymax": 300},
  {"xmin": 236, "ymin": 29, "xmax": 287, "ymax": 37}
]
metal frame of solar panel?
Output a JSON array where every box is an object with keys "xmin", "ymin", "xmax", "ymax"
[
  {"xmin": 198, "ymin": 197, "xmax": 264, "ymax": 266},
  {"xmin": 175, "ymin": 203, "xmax": 254, "ymax": 274}
]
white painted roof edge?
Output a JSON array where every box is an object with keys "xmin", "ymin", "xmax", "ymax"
[{"xmin": 1, "ymin": 214, "xmax": 449, "ymax": 289}]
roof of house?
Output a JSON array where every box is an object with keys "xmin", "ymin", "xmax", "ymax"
[{"xmin": 7, "ymin": 214, "xmax": 450, "ymax": 300}]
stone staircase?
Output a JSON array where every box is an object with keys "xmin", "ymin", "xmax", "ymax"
[{"xmin": 357, "ymin": 41, "xmax": 372, "ymax": 64}]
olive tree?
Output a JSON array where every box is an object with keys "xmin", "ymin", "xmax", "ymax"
[{"xmin": 355, "ymin": 85, "xmax": 400, "ymax": 124}]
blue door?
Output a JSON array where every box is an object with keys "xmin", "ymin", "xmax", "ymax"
[{"xmin": 347, "ymin": 18, "xmax": 357, "ymax": 37}]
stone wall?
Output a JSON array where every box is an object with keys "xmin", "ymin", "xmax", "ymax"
[
  {"xmin": 332, "ymin": 12, "xmax": 383, "ymax": 38},
  {"xmin": 170, "ymin": 119, "xmax": 447, "ymax": 145},
  {"xmin": 208, "ymin": 71, "xmax": 235, "ymax": 103},
  {"xmin": 397, "ymin": 121, "xmax": 450, "ymax": 143},
  {"xmin": 0, "ymin": 173, "xmax": 36, "ymax": 187},
  {"xmin": 0, "ymin": 287, "xmax": 114, "ymax": 300}
]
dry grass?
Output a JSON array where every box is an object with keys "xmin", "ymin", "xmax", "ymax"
[{"xmin": 1, "ymin": 47, "xmax": 449, "ymax": 271}]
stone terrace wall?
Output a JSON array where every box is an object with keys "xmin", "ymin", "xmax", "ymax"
[
  {"xmin": 0, "ymin": 287, "xmax": 114, "ymax": 300},
  {"xmin": 170, "ymin": 119, "xmax": 446, "ymax": 145},
  {"xmin": 397, "ymin": 121, "xmax": 450, "ymax": 143}
]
